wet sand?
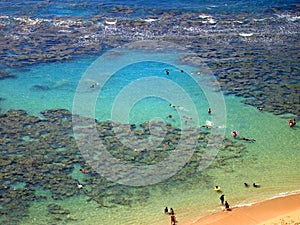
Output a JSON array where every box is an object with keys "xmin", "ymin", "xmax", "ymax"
[{"xmin": 184, "ymin": 193, "xmax": 300, "ymax": 225}]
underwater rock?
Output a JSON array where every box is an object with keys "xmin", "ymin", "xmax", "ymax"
[
  {"xmin": 30, "ymin": 84, "xmax": 51, "ymax": 91},
  {"xmin": 0, "ymin": 70, "xmax": 16, "ymax": 80}
]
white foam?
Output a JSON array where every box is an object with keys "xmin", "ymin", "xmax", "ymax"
[
  {"xmin": 233, "ymin": 190, "xmax": 300, "ymax": 209},
  {"xmin": 105, "ymin": 19, "xmax": 117, "ymax": 25},
  {"xmin": 239, "ymin": 33, "xmax": 254, "ymax": 37},
  {"xmin": 199, "ymin": 14, "xmax": 211, "ymax": 19},
  {"xmin": 276, "ymin": 14, "xmax": 300, "ymax": 22},
  {"xmin": 143, "ymin": 18, "xmax": 157, "ymax": 23}
]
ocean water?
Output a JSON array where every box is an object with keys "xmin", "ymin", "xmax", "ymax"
[
  {"xmin": 0, "ymin": 0, "xmax": 299, "ymax": 225},
  {"xmin": 1, "ymin": 0, "xmax": 298, "ymax": 18}
]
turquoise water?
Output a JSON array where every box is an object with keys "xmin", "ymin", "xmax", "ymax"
[
  {"xmin": 0, "ymin": 0, "xmax": 299, "ymax": 224},
  {"xmin": 1, "ymin": 48, "xmax": 299, "ymax": 224}
]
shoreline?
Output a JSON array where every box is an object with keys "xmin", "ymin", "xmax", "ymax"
[{"xmin": 183, "ymin": 192, "xmax": 300, "ymax": 225}]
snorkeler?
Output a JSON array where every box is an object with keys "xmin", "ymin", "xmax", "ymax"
[
  {"xmin": 165, "ymin": 69, "xmax": 169, "ymax": 75},
  {"xmin": 80, "ymin": 169, "xmax": 89, "ymax": 173},
  {"xmin": 253, "ymin": 183, "xmax": 261, "ymax": 188},
  {"xmin": 241, "ymin": 137, "xmax": 256, "ymax": 142},
  {"xmin": 76, "ymin": 181, "xmax": 83, "ymax": 189},
  {"xmin": 90, "ymin": 82, "xmax": 99, "ymax": 88}
]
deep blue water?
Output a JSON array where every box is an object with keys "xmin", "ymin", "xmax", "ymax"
[{"xmin": 0, "ymin": 0, "xmax": 298, "ymax": 18}]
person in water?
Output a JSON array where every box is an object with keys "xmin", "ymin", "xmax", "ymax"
[
  {"xmin": 80, "ymin": 169, "xmax": 89, "ymax": 173},
  {"xmin": 231, "ymin": 130, "xmax": 238, "ymax": 138},
  {"xmin": 289, "ymin": 119, "xmax": 296, "ymax": 127},
  {"xmin": 214, "ymin": 186, "xmax": 221, "ymax": 191},
  {"xmin": 165, "ymin": 69, "xmax": 169, "ymax": 75},
  {"xmin": 220, "ymin": 194, "xmax": 225, "ymax": 205},
  {"xmin": 76, "ymin": 181, "xmax": 83, "ymax": 189},
  {"xmin": 253, "ymin": 183, "xmax": 261, "ymax": 188},
  {"xmin": 244, "ymin": 182, "xmax": 250, "ymax": 187},
  {"xmin": 90, "ymin": 82, "xmax": 99, "ymax": 88},
  {"xmin": 167, "ymin": 115, "xmax": 173, "ymax": 119},
  {"xmin": 224, "ymin": 201, "xmax": 230, "ymax": 210},
  {"xmin": 163, "ymin": 142, "xmax": 170, "ymax": 147},
  {"xmin": 208, "ymin": 108, "xmax": 211, "ymax": 114},
  {"xmin": 164, "ymin": 207, "xmax": 168, "ymax": 214},
  {"xmin": 169, "ymin": 208, "xmax": 175, "ymax": 215},
  {"xmin": 241, "ymin": 137, "xmax": 256, "ymax": 142}
]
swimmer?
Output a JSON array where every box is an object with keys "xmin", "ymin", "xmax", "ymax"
[
  {"xmin": 231, "ymin": 130, "xmax": 238, "ymax": 138},
  {"xmin": 90, "ymin": 82, "xmax": 99, "ymax": 88},
  {"xmin": 253, "ymin": 183, "xmax": 260, "ymax": 188},
  {"xmin": 178, "ymin": 69, "xmax": 184, "ymax": 73},
  {"xmin": 214, "ymin": 186, "xmax": 221, "ymax": 191},
  {"xmin": 167, "ymin": 115, "xmax": 173, "ymax": 119},
  {"xmin": 165, "ymin": 69, "xmax": 169, "ymax": 76},
  {"xmin": 241, "ymin": 137, "xmax": 256, "ymax": 142},
  {"xmin": 80, "ymin": 169, "xmax": 89, "ymax": 173},
  {"xmin": 208, "ymin": 108, "xmax": 211, "ymax": 114},
  {"xmin": 164, "ymin": 206, "xmax": 168, "ymax": 214},
  {"xmin": 163, "ymin": 142, "xmax": 170, "ymax": 146},
  {"xmin": 289, "ymin": 119, "xmax": 296, "ymax": 127},
  {"xmin": 76, "ymin": 181, "xmax": 83, "ymax": 189},
  {"xmin": 169, "ymin": 104, "xmax": 188, "ymax": 112},
  {"xmin": 244, "ymin": 182, "xmax": 250, "ymax": 187}
]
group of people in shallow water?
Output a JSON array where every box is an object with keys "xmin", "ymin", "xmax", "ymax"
[
  {"xmin": 217, "ymin": 182, "xmax": 261, "ymax": 211},
  {"xmin": 164, "ymin": 182, "xmax": 261, "ymax": 222},
  {"xmin": 219, "ymin": 194, "xmax": 230, "ymax": 210},
  {"xmin": 164, "ymin": 207, "xmax": 176, "ymax": 225}
]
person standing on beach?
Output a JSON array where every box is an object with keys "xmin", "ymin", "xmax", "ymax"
[
  {"xmin": 220, "ymin": 194, "xmax": 225, "ymax": 205},
  {"xmin": 170, "ymin": 214, "xmax": 176, "ymax": 225}
]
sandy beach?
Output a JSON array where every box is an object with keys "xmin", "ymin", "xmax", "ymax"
[{"xmin": 184, "ymin": 193, "xmax": 300, "ymax": 225}]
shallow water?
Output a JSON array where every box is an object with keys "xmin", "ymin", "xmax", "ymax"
[
  {"xmin": 1, "ymin": 48, "xmax": 300, "ymax": 225},
  {"xmin": 0, "ymin": 0, "xmax": 299, "ymax": 224}
]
